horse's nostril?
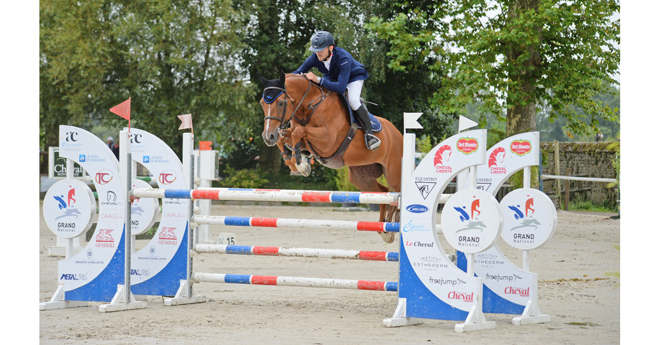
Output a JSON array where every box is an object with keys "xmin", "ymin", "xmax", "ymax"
[{"xmin": 270, "ymin": 133, "xmax": 276, "ymax": 142}]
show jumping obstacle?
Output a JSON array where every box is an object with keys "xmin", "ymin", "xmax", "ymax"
[{"xmin": 41, "ymin": 114, "xmax": 556, "ymax": 333}]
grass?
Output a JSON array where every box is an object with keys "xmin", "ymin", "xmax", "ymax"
[{"xmin": 565, "ymin": 200, "xmax": 617, "ymax": 213}]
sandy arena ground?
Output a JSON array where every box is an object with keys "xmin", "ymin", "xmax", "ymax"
[{"xmin": 38, "ymin": 203, "xmax": 620, "ymax": 344}]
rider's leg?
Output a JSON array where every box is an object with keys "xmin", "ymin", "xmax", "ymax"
[{"xmin": 347, "ymin": 80, "xmax": 381, "ymax": 151}]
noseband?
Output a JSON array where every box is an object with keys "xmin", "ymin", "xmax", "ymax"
[{"xmin": 262, "ymin": 76, "xmax": 329, "ymax": 137}]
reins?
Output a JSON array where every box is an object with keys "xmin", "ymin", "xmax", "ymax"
[{"xmin": 262, "ymin": 75, "xmax": 329, "ymax": 137}]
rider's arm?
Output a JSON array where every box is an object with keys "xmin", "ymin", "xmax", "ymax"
[
  {"xmin": 292, "ymin": 54, "xmax": 318, "ymax": 75},
  {"xmin": 318, "ymin": 54, "xmax": 351, "ymax": 94}
]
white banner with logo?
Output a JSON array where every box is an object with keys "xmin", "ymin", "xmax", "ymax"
[
  {"xmin": 54, "ymin": 126, "xmax": 126, "ymax": 301},
  {"xmin": 127, "ymin": 128, "xmax": 190, "ymax": 295},
  {"xmin": 457, "ymin": 132, "xmax": 556, "ymax": 312},
  {"xmin": 400, "ymin": 129, "xmax": 490, "ymax": 315}
]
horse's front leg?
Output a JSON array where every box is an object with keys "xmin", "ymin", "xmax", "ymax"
[{"xmin": 276, "ymin": 137, "xmax": 299, "ymax": 173}]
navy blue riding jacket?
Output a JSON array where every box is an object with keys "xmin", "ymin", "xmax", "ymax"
[{"xmin": 292, "ymin": 47, "xmax": 368, "ymax": 94}]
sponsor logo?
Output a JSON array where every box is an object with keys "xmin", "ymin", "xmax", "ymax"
[
  {"xmin": 163, "ymin": 212, "xmax": 187, "ymax": 218},
  {"xmin": 415, "ymin": 181, "xmax": 436, "ymax": 200},
  {"xmin": 144, "ymin": 155, "xmax": 170, "ymax": 164},
  {"xmin": 406, "ymin": 204, "xmax": 428, "ymax": 213},
  {"xmin": 414, "ymin": 256, "xmax": 448, "ymax": 269},
  {"xmin": 100, "ymin": 212, "xmax": 123, "ymax": 219},
  {"xmin": 159, "ymin": 170, "xmax": 177, "ymax": 185},
  {"xmin": 488, "ymin": 147, "xmax": 507, "ymax": 174},
  {"xmin": 131, "ymin": 268, "xmax": 151, "ymax": 277},
  {"xmin": 457, "ymin": 137, "xmax": 478, "ymax": 154},
  {"xmin": 95, "ymin": 229, "xmax": 115, "ymax": 248},
  {"xmin": 429, "ymin": 277, "xmax": 466, "ymax": 287},
  {"xmin": 458, "ymin": 235, "xmax": 482, "ymax": 247},
  {"xmin": 510, "ymin": 140, "xmax": 532, "ymax": 156},
  {"xmin": 433, "ymin": 145, "xmax": 452, "ymax": 173},
  {"xmin": 100, "ymin": 190, "xmax": 122, "ymax": 206},
  {"xmin": 61, "ymin": 130, "xmax": 83, "ymax": 147},
  {"xmin": 131, "ymin": 133, "xmax": 143, "ymax": 144},
  {"xmin": 81, "ymin": 154, "xmax": 106, "ymax": 163},
  {"xmin": 60, "ymin": 273, "xmax": 88, "ymax": 281},
  {"xmin": 95, "ymin": 170, "xmax": 114, "ymax": 185},
  {"xmin": 405, "ymin": 241, "xmax": 434, "ymax": 247},
  {"xmin": 163, "ymin": 199, "xmax": 186, "ymax": 205},
  {"xmin": 452, "ymin": 198, "xmax": 486, "ymax": 233},
  {"xmin": 485, "ymin": 273, "xmax": 522, "ymax": 282},
  {"xmin": 65, "ymin": 130, "xmax": 78, "ymax": 142},
  {"xmin": 86, "ymin": 249, "xmax": 93, "ymax": 259},
  {"xmin": 158, "ymin": 227, "xmax": 178, "ymax": 245},
  {"xmin": 402, "ymin": 220, "xmax": 431, "ymax": 233},
  {"xmin": 475, "ymin": 253, "xmax": 505, "ymax": 266},
  {"xmin": 149, "ymin": 246, "xmax": 156, "ymax": 255},
  {"xmin": 504, "ymin": 286, "xmax": 530, "ymax": 297},
  {"xmin": 51, "ymin": 186, "xmax": 81, "ymax": 229},
  {"xmin": 448, "ymin": 291, "xmax": 474, "ymax": 302},
  {"xmin": 506, "ymin": 196, "xmax": 541, "ymax": 241},
  {"xmin": 476, "ymin": 177, "xmax": 492, "ymax": 191}
]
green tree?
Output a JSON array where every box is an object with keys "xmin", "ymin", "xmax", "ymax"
[
  {"xmin": 367, "ymin": 0, "xmax": 620, "ymax": 137},
  {"xmin": 239, "ymin": 0, "xmax": 456, "ymax": 174},
  {"xmin": 40, "ymin": 0, "xmax": 254, "ymax": 158}
]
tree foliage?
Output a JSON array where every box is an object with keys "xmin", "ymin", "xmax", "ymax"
[
  {"xmin": 367, "ymin": 0, "xmax": 620, "ymax": 137},
  {"xmin": 40, "ymin": 0, "xmax": 254, "ymax": 157}
]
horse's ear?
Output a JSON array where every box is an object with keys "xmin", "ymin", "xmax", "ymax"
[
  {"xmin": 256, "ymin": 72, "xmax": 269, "ymax": 86},
  {"xmin": 279, "ymin": 71, "xmax": 286, "ymax": 87}
]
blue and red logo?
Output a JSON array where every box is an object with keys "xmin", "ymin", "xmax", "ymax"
[
  {"xmin": 452, "ymin": 198, "xmax": 486, "ymax": 233},
  {"xmin": 53, "ymin": 186, "xmax": 80, "ymax": 220}
]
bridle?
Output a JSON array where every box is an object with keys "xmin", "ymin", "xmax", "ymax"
[{"xmin": 262, "ymin": 75, "xmax": 329, "ymax": 138}]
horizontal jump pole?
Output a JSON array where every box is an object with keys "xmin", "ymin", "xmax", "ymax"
[
  {"xmin": 131, "ymin": 187, "xmax": 400, "ymax": 205},
  {"xmin": 192, "ymin": 215, "xmax": 400, "ymax": 233},
  {"xmin": 194, "ymin": 244, "xmax": 399, "ymax": 262},
  {"xmin": 192, "ymin": 272, "xmax": 398, "ymax": 292},
  {"xmin": 540, "ymin": 174, "xmax": 616, "ymax": 183}
]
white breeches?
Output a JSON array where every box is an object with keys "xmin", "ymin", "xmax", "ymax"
[{"xmin": 346, "ymin": 79, "xmax": 364, "ymax": 110}]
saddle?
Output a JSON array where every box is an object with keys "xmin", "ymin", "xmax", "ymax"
[{"xmin": 292, "ymin": 93, "xmax": 380, "ymax": 169}]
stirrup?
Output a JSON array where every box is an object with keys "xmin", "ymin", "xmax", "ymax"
[{"xmin": 365, "ymin": 133, "xmax": 381, "ymax": 151}]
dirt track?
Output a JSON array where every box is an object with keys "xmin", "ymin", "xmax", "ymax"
[{"xmin": 40, "ymin": 204, "xmax": 620, "ymax": 344}]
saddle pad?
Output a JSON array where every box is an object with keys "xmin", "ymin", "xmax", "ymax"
[{"xmin": 338, "ymin": 93, "xmax": 383, "ymax": 133}]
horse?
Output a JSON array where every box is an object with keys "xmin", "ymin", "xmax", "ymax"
[{"xmin": 257, "ymin": 72, "xmax": 403, "ymax": 243}]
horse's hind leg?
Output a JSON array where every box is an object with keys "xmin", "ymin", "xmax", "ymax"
[{"xmin": 348, "ymin": 165, "xmax": 395, "ymax": 244}]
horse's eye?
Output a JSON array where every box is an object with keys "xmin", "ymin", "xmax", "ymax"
[{"xmin": 278, "ymin": 100, "xmax": 285, "ymax": 106}]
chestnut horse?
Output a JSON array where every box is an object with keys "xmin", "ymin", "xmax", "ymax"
[{"xmin": 257, "ymin": 72, "xmax": 403, "ymax": 243}]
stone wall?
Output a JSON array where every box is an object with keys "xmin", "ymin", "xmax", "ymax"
[{"xmin": 540, "ymin": 142, "xmax": 618, "ymax": 208}]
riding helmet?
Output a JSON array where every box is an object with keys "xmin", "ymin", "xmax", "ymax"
[{"xmin": 309, "ymin": 31, "xmax": 335, "ymax": 52}]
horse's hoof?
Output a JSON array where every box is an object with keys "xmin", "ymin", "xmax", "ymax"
[
  {"xmin": 295, "ymin": 161, "xmax": 311, "ymax": 177},
  {"xmin": 378, "ymin": 231, "xmax": 395, "ymax": 244}
]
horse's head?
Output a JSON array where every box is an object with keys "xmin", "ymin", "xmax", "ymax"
[{"xmin": 257, "ymin": 71, "xmax": 295, "ymax": 146}]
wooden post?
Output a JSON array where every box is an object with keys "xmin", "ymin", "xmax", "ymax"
[
  {"xmin": 554, "ymin": 140, "xmax": 561, "ymax": 208},
  {"xmin": 564, "ymin": 168, "xmax": 571, "ymax": 211}
]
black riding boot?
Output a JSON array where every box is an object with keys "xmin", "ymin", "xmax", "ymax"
[{"xmin": 354, "ymin": 105, "xmax": 381, "ymax": 151}]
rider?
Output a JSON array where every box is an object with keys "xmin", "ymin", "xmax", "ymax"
[{"xmin": 292, "ymin": 31, "xmax": 381, "ymax": 151}]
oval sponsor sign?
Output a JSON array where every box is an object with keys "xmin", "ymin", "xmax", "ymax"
[
  {"xmin": 510, "ymin": 140, "xmax": 532, "ymax": 156},
  {"xmin": 130, "ymin": 179, "xmax": 160, "ymax": 235},
  {"xmin": 499, "ymin": 188, "xmax": 557, "ymax": 250},
  {"xmin": 43, "ymin": 178, "xmax": 96, "ymax": 238},
  {"xmin": 457, "ymin": 137, "xmax": 479, "ymax": 154},
  {"xmin": 440, "ymin": 188, "xmax": 502, "ymax": 254},
  {"xmin": 406, "ymin": 204, "xmax": 428, "ymax": 213}
]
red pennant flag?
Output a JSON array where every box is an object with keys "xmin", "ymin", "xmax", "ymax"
[
  {"xmin": 199, "ymin": 141, "xmax": 212, "ymax": 151},
  {"xmin": 110, "ymin": 98, "xmax": 131, "ymax": 120}
]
